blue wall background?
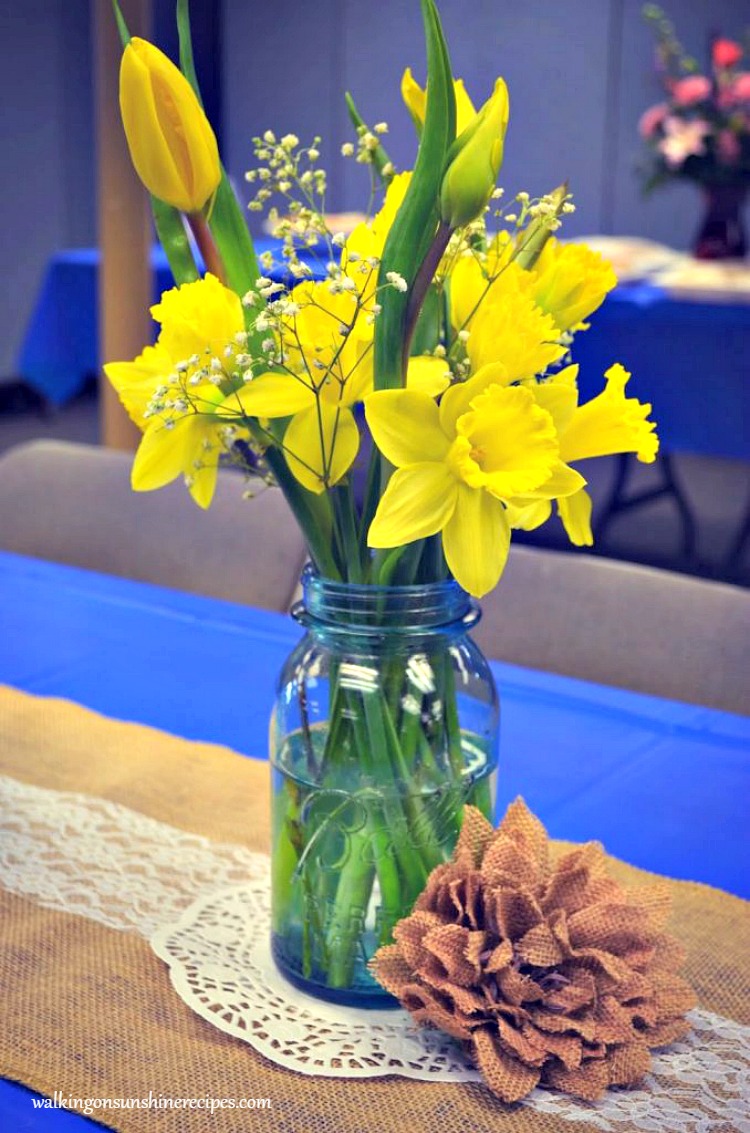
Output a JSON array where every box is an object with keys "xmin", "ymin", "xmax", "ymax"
[{"xmin": 3, "ymin": 0, "xmax": 749, "ymax": 378}]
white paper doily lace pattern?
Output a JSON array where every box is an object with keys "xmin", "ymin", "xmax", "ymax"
[{"xmin": 1, "ymin": 772, "xmax": 749, "ymax": 1132}]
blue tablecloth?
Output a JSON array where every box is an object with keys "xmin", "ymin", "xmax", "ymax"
[
  {"xmin": 1, "ymin": 548, "xmax": 747, "ymax": 895},
  {"xmin": 1, "ymin": 548, "xmax": 749, "ymax": 1129}
]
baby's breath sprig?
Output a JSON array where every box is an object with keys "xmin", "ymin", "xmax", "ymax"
[{"xmin": 245, "ymin": 131, "xmax": 333, "ymax": 274}]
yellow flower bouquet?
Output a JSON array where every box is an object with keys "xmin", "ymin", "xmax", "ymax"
[{"xmin": 106, "ymin": 0, "xmax": 658, "ymax": 1004}]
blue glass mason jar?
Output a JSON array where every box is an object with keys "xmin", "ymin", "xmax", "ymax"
[{"xmin": 270, "ymin": 566, "xmax": 499, "ymax": 1007}]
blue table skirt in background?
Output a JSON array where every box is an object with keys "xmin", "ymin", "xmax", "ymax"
[{"xmin": 15, "ymin": 241, "xmax": 328, "ymax": 408}]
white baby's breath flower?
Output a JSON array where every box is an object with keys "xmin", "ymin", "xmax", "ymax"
[
  {"xmin": 386, "ymin": 271, "xmax": 408, "ymax": 292},
  {"xmin": 341, "ymin": 142, "xmax": 355, "ymax": 157}
]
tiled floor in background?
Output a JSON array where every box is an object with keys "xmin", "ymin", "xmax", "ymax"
[{"xmin": 1, "ymin": 379, "xmax": 748, "ymax": 588}]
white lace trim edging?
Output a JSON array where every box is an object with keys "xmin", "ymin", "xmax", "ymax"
[
  {"xmin": 1, "ymin": 773, "xmax": 749, "ymax": 1131},
  {"xmin": 0, "ymin": 773, "xmax": 268, "ymax": 935}
]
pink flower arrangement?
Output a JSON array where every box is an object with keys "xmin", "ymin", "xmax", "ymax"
[
  {"xmin": 713, "ymin": 39, "xmax": 743, "ymax": 70},
  {"xmin": 638, "ymin": 102, "xmax": 668, "ymax": 139},
  {"xmin": 718, "ymin": 73, "xmax": 750, "ymax": 109},
  {"xmin": 670, "ymin": 75, "xmax": 711, "ymax": 106},
  {"xmin": 639, "ymin": 6, "xmax": 750, "ymax": 191}
]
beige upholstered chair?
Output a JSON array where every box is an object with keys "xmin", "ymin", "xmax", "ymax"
[
  {"xmin": 473, "ymin": 544, "xmax": 750, "ymax": 716},
  {"xmin": 0, "ymin": 439, "xmax": 307, "ymax": 611},
  {"xmin": 2, "ymin": 440, "xmax": 746, "ymax": 713}
]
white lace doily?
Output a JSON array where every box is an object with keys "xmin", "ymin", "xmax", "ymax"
[
  {"xmin": 150, "ymin": 880, "xmax": 481, "ymax": 1082},
  {"xmin": 2, "ymin": 772, "xmax": 749, "ymax": 1132}
]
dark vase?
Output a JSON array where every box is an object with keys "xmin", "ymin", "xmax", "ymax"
[{"xmin": 693, "ymin": 184, "xmax": 748, "ymax": 260}]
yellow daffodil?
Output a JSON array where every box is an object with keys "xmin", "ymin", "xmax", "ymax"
[
  {"xmin": 119, "ymin": 37, "xmax": 221, "ymax": 213},
  {"xmin": 449, "ymin": 241, "xmax": 527, "ymax": 334},
  {"xmin": 401, "ymin": 68, "xmax": 477, "ymax": 136},
  {"xmin": 151, "ymin": 271, "xmax": 245, "ymax": 361},
  {"xmin": 103, "ymin": 343, "xmax": 173, "ymax": 430},
  {"xmin": 217, "ymin": 283, "xmax": 373, "ymax": 494},
  {"xmin": 406, "ymin": 355, "xmax": 452, "ymax": 397},
  {"xmin": 440, "ymin": 78, "xmax": 509, "ymax": 228},
  {"xmin": 506, "ymin": 363, "xmax": 659, "ymax": 545},
  {"xmin": 104, "ymin": 274, "xmax": 245, "ymax": 508},
  {"xmin": 365, "ymin": 368, "xmax": 585, "ymax": 596},
  {"xmin": 466, "ymin": 284, "xmax": 566, "ymax": 380},
  {"xmin": 558, "ymin": 363, "xmax": 658, "ymax": 465},
  {"xmin": 530, "ymin": 238, "xmax": 617, "ymax": 332}
]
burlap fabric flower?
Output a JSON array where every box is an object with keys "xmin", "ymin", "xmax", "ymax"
[{"xmin": 371, "ymin": 799, "xmax": 696, "ymax": 1103}]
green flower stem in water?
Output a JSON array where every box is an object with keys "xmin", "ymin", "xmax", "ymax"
[
  {"xmin": 323, "ymin": 825, "xmax": 376, "ymax": 988},
  {"xmin": 271, "ymin": 781, "xmax": 301, "ymax": 936}
]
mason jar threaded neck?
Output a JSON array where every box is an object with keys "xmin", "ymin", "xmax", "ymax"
[{"xmin": 295, "ymin": 565, "xmax": 479, "ymax": 633}]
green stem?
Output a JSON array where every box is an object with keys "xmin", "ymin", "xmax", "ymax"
[
  {"xmin": 402, "ymin": 221, "xmax": 454, "ymax": 372},
  {"xmin": 332, "ymin": 482, "xmax": 364, "ymax": 582},
  {"xmin": 373, "ymin": 0, "xmax": 455, "ymax": 391},
  {"xmin": 358, "ymin": 448, "xmax": 381, "ymax": 567},
  {"xmin": 261, "ymin": 443, "xmax": 340, "ymax": 578},
  {"xmin": 187, "ymin": 211, "xmax": 226, "ymax": 283},
  {"xmin": 373, "ymin": 545, "xmax": 409, "ymax": 586},
  {"xmin": 324, "ymin": 828, "xmax": 375, "ymax": 988}
]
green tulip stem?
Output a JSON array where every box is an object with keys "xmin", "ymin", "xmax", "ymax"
[
  {"xmin": 403, "ymin": 220, "xmax": 454, "ymax": 370},
  {"xmin": 187, "ymin": 211, "xmax": 226, "ymax": 284}
]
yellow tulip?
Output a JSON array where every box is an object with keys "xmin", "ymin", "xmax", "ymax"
[
  {"xmin": 401, "ymin": 68, "xmax": 478, "ymax": 136},
  {"xmin": 440, "ymin": 78, "xmax": 509, "ymax": 228},
  {"xmin": 119, "ymin": 37, "xmax": 221, "ymax": 213}
]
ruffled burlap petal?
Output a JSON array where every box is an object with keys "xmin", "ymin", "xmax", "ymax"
[{"xmin": 371, "ymin": 797, "xmax": 697, "ymax": 1105}]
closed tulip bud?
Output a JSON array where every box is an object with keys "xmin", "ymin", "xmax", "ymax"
[
  {"xmin": 439, "ymin": 77, "xmax": 509, "ymax": 229},
  {"xmin": 119, "ymin": 37, "xmax": 221, "ymax": 213}
]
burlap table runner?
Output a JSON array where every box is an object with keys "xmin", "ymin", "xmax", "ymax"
[{"xmin": 0, "ymin": 684, "xmax": 747, "ymax": 1133}]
